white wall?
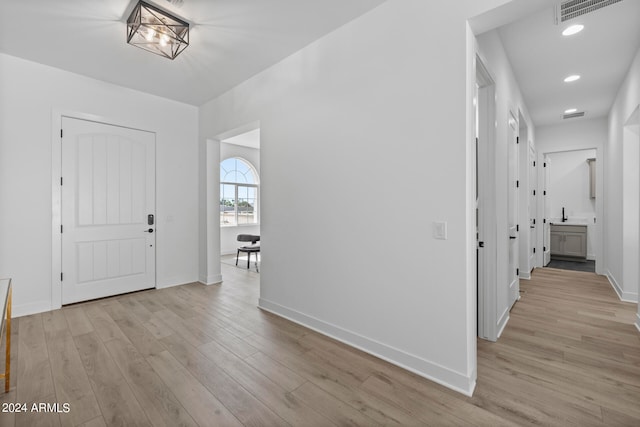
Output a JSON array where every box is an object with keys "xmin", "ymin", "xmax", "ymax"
[
  {"xmin": 476, "ymin": 29, "xmax": 535, "ymax": 334},
  {"xmin": 220, "ymin": 142, "xmax": 261, "ymax": 255},
  {"xmin": 536, "ymin": 119, "xmax": 606, "ymax": 273},
  {"xmin": 200, "ymin": 0, "xmax": 512, "ymax": 395},
  {"xmin": 0, "ymin": 53, "xmax": 199, "ymax": 317},
  {"xmin": 546, "ymin": 149, "xmax": 597, "ymax": 258},
  {"xmin": 607, "ymin": 47, "xmax": 640, "ymax": 306}
]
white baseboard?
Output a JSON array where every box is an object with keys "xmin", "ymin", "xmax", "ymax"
[
  {"xmin": 636, "ymin": 313, "xmax": 640, "ymax": 333},
  {"xmin": 606, "ymin": 270, "xmax": 638, "ymax": 303},
  {"xmin": 497, "ymin": 308, "xmax": 509, "ymax": 339},
  {"xmin": 519, "ymin": 272, "xmax": 531, "ymax": 280},
  {"xmin": 258, "ymin": 298, "xmax": 476, "ymax": 396},
  {"xmin": 13, "ymin": 301, "xmax": 53, "ymax": 318},
  {"xmin": 198, "ymin": 274, "xmax": 223, "ymax": 286}
]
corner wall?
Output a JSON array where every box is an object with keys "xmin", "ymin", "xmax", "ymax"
[
  {"xmin": 0, "ymin": 53, "xmax": 199, "ymax": 316},
  {"xmin": 199, "ymin": 0, "xmax": 511, "ymax": 395},
  {"xmin": 607, "ymin": 47, "xmax": 640, "ymax": 304}
]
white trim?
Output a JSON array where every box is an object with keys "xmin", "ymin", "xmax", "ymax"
[
  {"xmin": 635, "ymin": 313, "xmax": 640, "ymax": 333},
  {"xmin": 607, "ymin": 270, "xmax": 638, "ymax": 302},
  {"xmin": 13, "ymin": 301, "xmax": 53, "ymax": 318},
  {"xmin": 496, "ymin": 307, "xmax": 509, "ymax": 339},
  {"xmin": 258, "ymin": 298, "xmax": 476, "ymax": 396},
  {"xmin": 198, "ymin": 274, "xmax": 223, "ymax": 286},
  {"xmin": 52, "ymin": 109, "xmax": 158, "ymax": 310},
  {"xmin": 519, "ymin": 271, "xmax": 531, "ymax": 280}
]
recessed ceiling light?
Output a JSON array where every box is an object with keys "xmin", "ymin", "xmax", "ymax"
[
  {"xmin": 564, "ymin": 108, "xmax": 578, "ymax": 114},
  {"xmin": 562, "ymin": 24, "xmax": 584, "ymax": 36},
  {"xmin": 564, "ymin": 75, "xmax": 581, "ymax": 83}
]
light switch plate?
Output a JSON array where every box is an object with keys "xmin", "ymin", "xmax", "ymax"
[{"xmin": 433, "ymin": 221, "xmax": 447, "ymax": 240}]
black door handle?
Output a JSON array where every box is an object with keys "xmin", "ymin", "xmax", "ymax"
[
  {"xmin": 144, "ymin": 228, "xmax": 154, "ymax": 233},
  {"xmin": 509, "ymin": 236, "xmax": 516, "ymax": 239}
]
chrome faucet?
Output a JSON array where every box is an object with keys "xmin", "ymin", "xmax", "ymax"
[{"xmin": 562, "ymin": 207, "xmax": 567, "ymax": 222}]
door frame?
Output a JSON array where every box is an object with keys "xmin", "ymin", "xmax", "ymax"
[
  {"xmin": 51, "ymin": 110, "xmax": 157, "ymax": 310},
  {"xmin": 476, "ymin": 56, "xmax": 498, "ymax": 341}
]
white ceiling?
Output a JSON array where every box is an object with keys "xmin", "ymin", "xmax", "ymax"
[
  {"xmin": 496, "ymin": 0, "xmax": 640, "ymax": 127},
  {"xmin": 0, "ymin": 0, "xmax": 387, "ymax": 106},
  {"xmin": 222, "ymin": 128, "xmax": 260, "ymax": 149}
]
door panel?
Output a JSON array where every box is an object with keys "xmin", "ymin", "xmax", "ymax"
[
  {"xmin": 529, "ymin": 144, "xmax": 537, "ymax": 269},
  {"xmin": 62, "ymin": 117, "xmax": 155, "ymax": 304}
]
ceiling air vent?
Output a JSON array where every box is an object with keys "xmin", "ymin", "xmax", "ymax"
[
  {"xmin": 563, "ymin": 111, "xmax": 585, "ymax": 119},
  {"xmin": 556, "ymin": 0, "xmax": 624, "ymax": 22}
]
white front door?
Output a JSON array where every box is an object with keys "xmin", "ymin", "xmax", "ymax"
[
  {"xmin": 507, "ymin": 113, "xmax": 519, "ymax": 306},
  {"xmin": 61, "ymin": 117, "xmax": 156, "ymax": 304}
]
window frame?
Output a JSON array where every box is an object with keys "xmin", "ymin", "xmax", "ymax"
[{"xmin": 219, "ymin": 157, "xmax": 259, "ymax": 227}]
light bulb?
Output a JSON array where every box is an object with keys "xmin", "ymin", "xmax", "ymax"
[{"xmin": 145, "ymin": 28, "xmax": 155, "ymax": 42}]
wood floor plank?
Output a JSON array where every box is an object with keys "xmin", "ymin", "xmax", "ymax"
[
  {"xmin": 42, "ymin": 310, "xmax": 102, "ymax": 426},
  {"xmin": 104, "ymin": 338, "xmax": 198, "ymax": 427},
  {"xmin": 197, "ymin": 338, "xmax": 336, "ymax": 426},
  {"xmin": 160, "ymin": 333, "xmax": 289, "ymax": 427},
  {"xmin": 16, "ymin": 314, "xmax": 55, "ymax": 404},
  {"xmin": 292, "ymin": 381, "xmax": 383, "ymax": 427},
  {"xmin": 74, "ymin": 332, "xmax": 151, "ymax": 427},
  {"xmin": 62, "ymin": 305, "xmax": 94, "ymax": 337},
  {"xmin": 146, "ymin": 350, "xmax": 244, "ymax": 427},
  {"xmin": 243, "ymin": 351, "xmax": 307, "ymax": 392}
]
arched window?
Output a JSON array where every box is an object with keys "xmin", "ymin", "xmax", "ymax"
[{"xmin": 220, "ymin": 158, "xmax": 259, "ymax": 226}]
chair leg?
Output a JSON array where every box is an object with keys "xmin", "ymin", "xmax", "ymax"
[
  {"xmin": 255, "ymin": 252, "xmax": 259, "ymax": 273},
  {"xmin": 236, "ymin": 250, "xmax": 240, "ymax": 266},
  {"xmin": 247, "ymin": 252, "xmax": 251, "ymax": 269}
]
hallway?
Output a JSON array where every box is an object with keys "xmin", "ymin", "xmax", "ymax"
[{"xmin": 475, "ymin": 268, "xmax": 640, "ymax": 425}]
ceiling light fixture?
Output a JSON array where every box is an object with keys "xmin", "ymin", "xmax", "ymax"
[
  {"xmin": 127, "ymin": 1, "xmax": 189, "ymax": 60},
  {"xmin": 562, "ymin": 24, "xmax": 584, "ymax": 36},
  {"xmin": 564, "ymin": 74, "xmax": 581, "ymax": 82},
  {"xmin": 564, "ymin": 108, "xmax": 578, "ymax": 114}
]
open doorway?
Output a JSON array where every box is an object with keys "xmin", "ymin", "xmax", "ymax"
[
  {"xmin": 218, "ymin": 128, "xmax": 261, "ymax": 273},
  {"xmin": 543, "ymin": 148, "xmax": 598, "ymax": 273}
]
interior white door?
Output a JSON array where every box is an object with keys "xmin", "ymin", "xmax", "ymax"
[
  {"xmin": 543, "ymin": 155, "xmax": 551, "ymax": 266},
  {"xmin": 507, "ymin": 113, "xmax": 519, "ymax": 306},
  {"xmin": 529, "ymin": 144, "xmax": 537, "ymax": 269},
  {"xmin": 61, "ymin": 117, "xmax": 156, "ymax": 304}
]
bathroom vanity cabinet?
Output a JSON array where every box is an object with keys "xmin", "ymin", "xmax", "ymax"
[{"xmin": 550, "ymin": 224, "xmax": 587, "ymax": 260}]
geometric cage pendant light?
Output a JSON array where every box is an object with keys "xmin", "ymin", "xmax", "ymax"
[{"xmin": 127, "ymin": 1, "xmax": 189, "ymax": 60}]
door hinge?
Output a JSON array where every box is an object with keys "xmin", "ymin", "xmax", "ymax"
[
  {"xmin": 533, "ymin": 161, "xmax": 536, "ymax": 167},
  {"xmin": 61, "ymin": 272, "xmax": 63, "ymax": 281},
  {"xmin": 544, "ymin": 246, "xmax": 547, "ymax": 251},
  {"xmin": 533, "ymin": 247, "xmax": 536, "ymax": 253},
  {"xmin": 544, "ymin": 190, "xmax": 547, "ymax": 195},
  {"xmin": 516, "ymin": 180, "xmax": 520, "ymax": 188},
  {"xmin": 60, "ymin": 177, "xmax": 63, "ymax": 185},
  {"xmin": 516, "ymin": 224, "xmax": 519, "ymax": 232},
  {"xmin": 61, "ymin": 224, "xmax": 63, "ymax": 233},
  {"xmin": 533, "ymin": 190, "xmax": 536, "ymax": 196},
  {"xmin": 516, "ymin": 136, "xmax": 519, "ymax": 144},
  {"xmin": 533, "ymin": 219, "xmax": 536, "ymax": 225},
  {"xmin": 544, "ymin": 162, "xmax": 547, "ymax": 167},
  {"xmin": 543, "ymin": 218, "xmax": 546, "ymax": 223},
  {"xmin": 516, "ymin": 268, "xmax": 520, "ymax": 276},
  {"xmin": 60, "ymin": 129, "xmax": 63, "ymax": 138}
]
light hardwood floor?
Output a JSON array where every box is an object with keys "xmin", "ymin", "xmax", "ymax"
[{"xmin": 1, "ymin": 266, "xmax": 639, "ymax": 426}]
